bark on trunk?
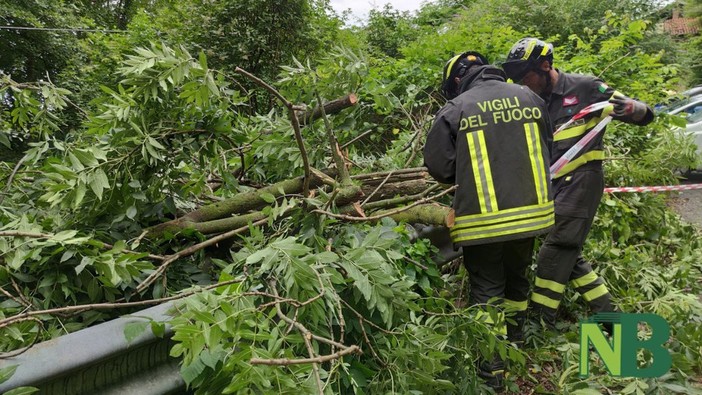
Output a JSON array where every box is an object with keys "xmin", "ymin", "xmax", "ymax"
[
  {"xmin": 298, "ymin": 94, "xmax": 358, "ymax": 125},
  {"xmin": 185, "ymin": 168, "xmax": 333, "ymax": 223},
  {"xmin": 385, "ymin": 204, "xmax": 451, "ymax": 226}
]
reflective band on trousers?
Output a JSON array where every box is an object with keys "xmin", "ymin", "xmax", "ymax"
[
  {"xmin": 466, "ymin": 130, "xmax": 498, "ymax": 213},
  {"xmin": 531, "ymin": 292, "xmax": 560, "ymax": 309},
  {"xmin": 524, "ymin": 122, "xmax": 549, "ymax": 204},
  {"xmin": 503, "ymin": 299, "xmax": 528, "ymax": 312},
  {"xmin": 570, "ymin": 271, "xmax": 598, "ymax": 288},
  {"xmin": 535, "ymin": 276, "xmax": 566, "ymax": 293},
  {"xmin": 582, "ymin": 284, "xmax": 609, "ymax": 301}
]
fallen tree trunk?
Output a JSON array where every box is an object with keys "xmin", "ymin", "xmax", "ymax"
[
  {"xmin": 360, "ymin": 179, "xmax": 433, "ymax": 203},
  {"xmin": 149, "ymin": 169, "xmax": 334, "ymax": 237},
  {"xmin": 151, "ymin": 211, "xmax": 268, "ymax": 236},
  {"xmin": 385, "ymin": 204, "xmax": 451, "ymax": 226},
  {"xmin": 148, "ymin": 167, "xmax": 449, "ymax": 237}
]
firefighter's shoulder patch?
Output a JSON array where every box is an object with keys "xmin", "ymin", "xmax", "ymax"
[
  {"xmin": 598, "ymin": 83, "xmax": 609, "ymax": 93},
  {"xmin": 563, "ymin": 95, "xmax": 579, "ymax": 106}
]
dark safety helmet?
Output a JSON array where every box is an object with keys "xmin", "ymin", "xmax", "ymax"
[
  {"xmin": 502, "ymin": 38, "xmax": 553, "ymax": 83},
  {"xmin": 441, "ymin": 51, "xmax": 489, "ymax": 100}
]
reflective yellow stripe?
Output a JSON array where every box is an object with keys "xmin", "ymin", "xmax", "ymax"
[
  {"xmin": 535, "ymin": 277, "xmax": 566, "ymax": 293},
  {"xmin": 554, "ymin": 118, "xmax": 599, "ymax": 141},
  {"xmin": 553, "ymin": 150, "xmax": 605, "ymax": 179},
  {"xmin": 452, "ymin": 214, "xmax": 554, "ymax": 243},
  {"xmin": 453, "ymin": 201, "xmax": 553, "ymax": 229},
  {"xmin": 570, "ymin": 271, "xmax": 598, "ymax": 288},
  {"xmin": 477, "ymin": 131, "xmax": 499, "ymax": 212},
  {"xmin": 445, "ymin": 54, "xmax": 462, "ymax": 79},
  {"xmin": 451, "ymin": 209, "xmax": 553, "ymax": 234},
  {"xmin": 522, "ymin": 40, "xmax": 536, "ymax": 60},
  {"xmin": 466, "ymin": 131, "xmax": 498, "ymax": 213},
  {"xmin": 582, "ymin": 284, "xmax": 609, "ymax": 301},
  {"xmin": 466, "ymin": 131, "xmax": 486, "ymax": 213},
  {"xmin": 524, "ymin": 122, "xmax": 548, "ymax": 203},
  {"xmin": 531, "ymin": 292, "xmax": 560, "ymax": 309},
  {"xmin": 503, "ymin": 299, "xmax": 528, "ymax": 312}
]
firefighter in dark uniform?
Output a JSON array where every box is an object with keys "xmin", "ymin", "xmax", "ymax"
[
  {"xmin": 502, "ymin": 38, "xmax": 654, "ymax": 328},
  {"xmin": 424, "ymin": 51, "xmax": 554, "ymax": 390}
]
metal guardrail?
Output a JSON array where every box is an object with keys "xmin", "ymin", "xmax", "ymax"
[{"xmin": 0, "ymin": 302, "xmax": 188, "ymax": 395}]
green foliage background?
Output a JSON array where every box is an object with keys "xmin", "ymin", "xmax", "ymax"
[{"xmin": 1, "ymin": 0, "xmax": 701, "ymax": 394}]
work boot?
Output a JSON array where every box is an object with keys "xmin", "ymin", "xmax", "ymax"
[{"xmin": 478, "ymin": 358, "xmax": 505, "ymax": 392}]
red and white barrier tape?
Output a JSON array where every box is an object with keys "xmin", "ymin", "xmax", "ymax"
[
  {"xmin": 545, "ymin": 100, "xmax": 702, "ymax": 194},
  {"xmin": 553, "ymin": 101, "xmax": 613, "ymax": 137},
  {"xmin": 604, "ymin": 184, "xmax": 702, "ymax": 193},
  {"xmin": 550, "ymin": 101, "xmax": 613, "ymax": 178},
  {"xmin": 550, "ymin": 116, "xmax": 611, "ymax": 178}
]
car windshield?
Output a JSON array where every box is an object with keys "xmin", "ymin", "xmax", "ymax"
[
  {"xmin": 688, "ymin": 109, "xmax": 702, "ymax": 124},
  {"xmin": 660, "ymin": 94, "xmax": 702, "ymax": 114}
]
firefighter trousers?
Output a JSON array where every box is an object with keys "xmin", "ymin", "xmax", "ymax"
[
  {"xmin": 530, "ymin": 168, "xmax": 613, "ymax": 325},
  {"xmin": 462, "ymin": 237, "xmax": 533, "ymax": 342}
]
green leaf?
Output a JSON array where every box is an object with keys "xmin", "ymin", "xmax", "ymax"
[
  {"xmin": 60, "ymin": 250, "xmax": 75, "ymax": 263},
  {"xmin": 147, "ymin": 136, "xmax": 165, "ymax": 150},
  {"xmin": 123, "ymin": 321, "xmax": 150, "ymax": 343},
  {"xmin": 0, "ymin": 132, "xmax": 11, "ymax": 148},
  {"xmin": 659, "ymin": 383, "xmax": 691, "ymax": 394},
  {"xmin": 0, "ymin": 365, "xmax": 18, "ymax": 385},
  {"xmin": 150, "ymin": 321, "xmax": 166, "ymax": 338},
  {"xmin": 75, "ymin": 256, "xmax": 93, "ymax": 274},
  {"xmin": 622, "ymin": 381, "xmax": 639, "ymax": 394},
  {"xmin": 571, "ymin": 389, "xmax": 604, "ymax": 395},
  {"xmin": 73, "ymin": 149, "xmax": 99, "ymax": 167},
  {"xmin": 3, "ymin": 387, "xmax": 39, "ymax": 395},
  {"xmin": 68, "ymin": 152, "xmax": 85, "ymax": 171},
  {"xmin": 260, "ymin": 192, "xmax": 276, "ymax": 204},
  {"xmin": 144, "ymin": 140, "xmax": 162, "ymax": 160},
  {"xmin": 315, "ymin": 251, "xmax": 339, "ymax": 264},
  {"xmin": 198, "ymin": 51, "xmax": 208, "ymax": 70},
  {"xmin": 206, "ymin": 74, "xmax": 219, "ymax": 96},
  {"xmin": 180, "ymin": 358, "xmax": 206, "ymax": 385},
  {"xmin": 89, "ymin": 169, "xmax": 110, "ymax": 201},
  {"xmin": 126, "ymin": 206, "xmax": 137, "ymax": 220},
  {"xmin": 90, "ymin": 146, "xmax": 107, "ymax": 161},
  {"xmin": 199, "ymin": 348, "xmax": 221, "ymax": 369},
  {"xmin": 51, "ymin": 230, "xmax": 78, "ymax": 242},
  {"xmin": 73, "ymin": 184, "xmax": 87, "ymax": 208}
]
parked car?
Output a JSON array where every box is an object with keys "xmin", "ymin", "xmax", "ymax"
[
  {"xmin": 655, "ymin": 85, "xmax": 702, "ymax": 113},
  {"xmin": 682, "ymin": 85, "xmax": 702, "ymax": 98},
  {"xmin": 684, "ymin": 109, "xmax": 702, "ymax": 165},
  {"xmin": 667, "ymin": 95, "xmax": 702, "ymax": 171}
]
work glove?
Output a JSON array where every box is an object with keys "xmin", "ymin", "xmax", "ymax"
[{"xmin": 609, "ymin": 94, "xmax": 648, "ymax": 122}]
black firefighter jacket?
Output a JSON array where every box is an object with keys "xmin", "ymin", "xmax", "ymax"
[{"xmin": 424, "ymin": 67, "xmax": 555, "ymax": 247}]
